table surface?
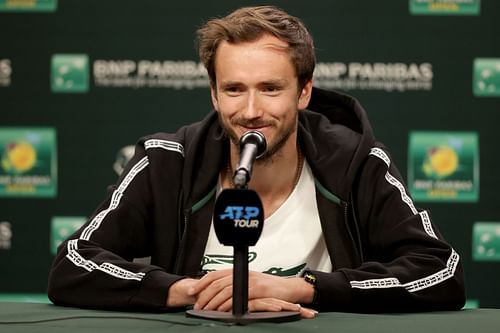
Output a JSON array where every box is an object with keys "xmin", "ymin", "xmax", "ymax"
[{"xmin": 0, "ymin": 302, "xmax": 498, "ymax": 333}]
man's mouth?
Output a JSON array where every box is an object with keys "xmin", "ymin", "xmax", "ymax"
[
  {"xmin": 241, "ymin": 125, "xmax": 267, "ymax": 130},
  {"xmin": 238, "ymin": 125, "xmax": 271, "ymax": 138}
]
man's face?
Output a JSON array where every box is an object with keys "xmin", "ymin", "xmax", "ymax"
[{"xmin": 210, "ymin": 34, "xmax": 312, "ymax": 161}]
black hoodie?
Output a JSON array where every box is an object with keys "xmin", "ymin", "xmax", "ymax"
[{"xmin": 48, "ymin": 87, "xmax": 465, "ymax": 312}]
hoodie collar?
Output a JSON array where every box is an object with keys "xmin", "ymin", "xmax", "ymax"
[
  {"xmin": 298, "ymin": 87, "xmax": 375, "ymax": 201},
  {"xmin": 184, "ymin": 87, "xmax": 375, "ymax": 209}
]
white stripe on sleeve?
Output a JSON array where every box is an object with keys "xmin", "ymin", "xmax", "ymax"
[{"xmin": 349, "ymin": 148, "xmax": 460, "ymax": 292}]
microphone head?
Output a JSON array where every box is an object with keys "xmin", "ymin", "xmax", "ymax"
[
  {"xmin": 239, "ymin": 131, "xmax": 267, "ymax": 158},
  {"xmin": 213, "ymin": 188, "xmax": 264, "ymax": 246}
]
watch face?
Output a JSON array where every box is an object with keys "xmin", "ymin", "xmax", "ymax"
[{"xmin": 304, "ymin": 272, "xmax": 317, "ymax": 285}]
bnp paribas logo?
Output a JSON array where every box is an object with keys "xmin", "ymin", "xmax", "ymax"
[
  {"xmin": 473, "ymin": 58, "xmax": 500, "ymax": 97},
  {"xmin": 473, "ymin": 222, "xmax": 500, "ymax": 262},
  {"xmin": 0, "ymin": 0, "xmax": 57, "ymax": 12},
  {"xmin": 50, "ymin": 216, "xmax": 86, "ymax": 255},
  {"xmin": 409, "ymin": 0, "xmax": 480, "ymax": 15},
  {"xmin": 51, "ymin": 54, "xmax": 89, "ymax": 93},
  {"xmin": 408, "ymin": 131, "xmax": 479, "ymax": 202}
]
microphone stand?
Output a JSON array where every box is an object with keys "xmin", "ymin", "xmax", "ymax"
[
  {"xmin": 186, "ymin": 175, "xmax": 301, "ymax": 325},
  {"xmin": 233, "ymin": 234, "xmax": 249, "ymax": 316}
]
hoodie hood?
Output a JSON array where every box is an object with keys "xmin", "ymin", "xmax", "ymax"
[
  {"xmin": 181, "ymin": 87, "xmax": 376, "ymax": 208},
  {"xmin": 299, "ymin": 87, "xmax": 376, "ymax": 201}
]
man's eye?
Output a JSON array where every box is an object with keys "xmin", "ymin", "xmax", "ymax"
[
  {"xmin": 262, "ymin": 86, "xmax": 281, "ymax": 94},
  {"xmin": 224, "ymin": 86, "xmax": 241, "ymax": 94}
]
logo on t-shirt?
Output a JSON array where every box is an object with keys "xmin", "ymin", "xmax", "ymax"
[
  {"xmin": 202, "ymin": 252, "xmax": 306, "ymax": 277},
  {"xmin": 202, "ymin": 252, "xmax": 257, "ymax": 269}
]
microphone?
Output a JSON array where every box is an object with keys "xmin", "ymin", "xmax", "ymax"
[
  {"xmin": 213, "ymin": 187, "xmax": 264, "ymax": 316},
  {"xmin": 233, "ymin": 131, "xmax": 267, "ymax": 188},
  {"xmin": 186, "ymin": 130, "xmax": 300, "ymax": 324},
  {"xmin": 213, "ymin": 188, "xmax": 264, "ymax": 247},
  {"xmin": 212, "ymin": 131, "xmax": 266, "ymax": 316}
]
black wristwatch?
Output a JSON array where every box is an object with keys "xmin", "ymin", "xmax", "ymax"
[{"xmin": 302, "ymin": 270, "xmax": 318, "ymax": 305}]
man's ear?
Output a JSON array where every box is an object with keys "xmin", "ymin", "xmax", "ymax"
[
  {"xmin": 210, "ymin": 84, "xmax": 219, "ymax": 112},
  {"xmin": 298, "ymin": 80, "xmax": 313, "ymax": 110}
]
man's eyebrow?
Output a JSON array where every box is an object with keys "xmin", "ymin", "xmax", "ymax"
[
  {"xmin": 220, "ymin": 79, "xmax": 288, "ymax": 85},
  {"xmin": 219, "ymin": 81, "xmax": 242, "ymax": 88},
  {"xmin": 259, "ymin": 79, "xmax": 288, "ymax": 86},
  {"xmin": 218, "ymin": 79, "xmax": 289, "ymax": 89}
]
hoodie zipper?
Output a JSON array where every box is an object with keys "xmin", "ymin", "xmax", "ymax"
[
  {"xmin": 343, "ymin": 198, "xmax": 364, "ymax": 264},
  {"xmin": 174, "ymin": 208, "xmax": 191, "ymax": 275}
]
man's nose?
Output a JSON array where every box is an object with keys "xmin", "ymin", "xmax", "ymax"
[{"xmin": 242, "ymin": 91, "xmax": 263, "ymax": 119}]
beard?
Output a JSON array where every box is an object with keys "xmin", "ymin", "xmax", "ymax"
[{"xmin": 218, "ymin": 113, "xmax": 297, "ymax": 164}]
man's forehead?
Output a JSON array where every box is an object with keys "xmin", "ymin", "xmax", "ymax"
[
  {"xmin": 219, "ymin": 34, "xmax": 289, "ymax": 52},
  {"xmin": 212, "ymin": 34, "xmax": 297, "ymax": 86},
  {"xmin": 214, "ymin": 36, "xmax": 292, "ymax": 70}
]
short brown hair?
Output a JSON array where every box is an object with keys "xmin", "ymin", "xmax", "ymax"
[{"xmin": 197, "ymin": 6, "xmax": 315, "ymax": 90}]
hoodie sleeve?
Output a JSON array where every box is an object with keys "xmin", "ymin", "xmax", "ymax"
[
  {"xmin": 47, "ymin": 138, "xmax": 185, "ymax": 311},
  {"xmin": 311, "ymin": 146, "xmax": 466, "ymax": 312}
]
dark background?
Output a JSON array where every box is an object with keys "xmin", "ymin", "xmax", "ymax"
[{"xmin": 1, "ymin": 0, "xmax": 499, "ymax": 307}]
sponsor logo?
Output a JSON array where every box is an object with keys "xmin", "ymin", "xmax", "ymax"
[
  {"xmin": 263, "ymin": 263, "xmax": 307, "ymax": 277},
  {"xmin": 409, "ymin": 0, "xmax": 480, "ymax": 15},
  {"xmin": 48, "ymin": 57, "xmax": 438, "ymax": 93},
  {"xmin": 203, "ymin": 252, "xmax": 258, "ymax": 267},
  {"xmin": 0, "ymin": 0, "xmax": 57, "ymax": 12},
  {"xmin": 472, "ymin": 222, "xmax": 500, "ymax": 262},
  {"xmin": 49, "ymin": 57, "xmax": 210, "ymax": 91},
  {"xmin": 408, "ymin": 131, "xmax": 479, "ymax": 202},
  {"xmin": 0, "ymin": 59, "xmax": 12, "ymax": 87},
  {"xmin": 219, "ymin": 206, "xmax": 260, "ymax": 228},
  {"xmin": 0, "ymin": 221, "xmax": 12, "ymax": 250},
  {"xmin": 0, "ymin": 127, "xmax": 57, "ymax": 197},
  {"xmin": 113, "ymin": 145, "xmax": 135, "ymax": 175},
  {"xmin": 314, "ymin": 62, "xmax": 433, "ymax": 92},
  {"xmin": 51, "ymin": 54, "xmax": 89, "ymax": 93},
  {"xmin": 50, "ymin": 216, "xmax": 86, "ymax": 255},
  {"xmin": 473, "ymin": 58, "xmax": 500, "ymax": 97},
  {"xmin": 93, "ymin": 59, "xmax": 208, "ymax": 89},
  {"xmin": 202, "ymin": 253, "xmax": 306, "ymax": 277}
]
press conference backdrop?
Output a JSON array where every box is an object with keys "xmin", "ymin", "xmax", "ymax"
[{"xmin": 1, "ymin": 0, "xmax": 499, "ymax": 308}]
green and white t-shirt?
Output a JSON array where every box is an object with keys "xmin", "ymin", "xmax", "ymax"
[{"xmin": 202, "ymin": 160, "xmax": 332, "ymax": 277}]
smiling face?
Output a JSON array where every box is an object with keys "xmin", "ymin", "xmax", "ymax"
[{"xmin": 210, "ymin": 34, "xmax": 312, "ymax": 161}]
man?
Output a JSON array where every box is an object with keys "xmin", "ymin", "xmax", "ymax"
[{"xmin": 48, "ymin": 6, "xmax": 465, "ymax": 317}]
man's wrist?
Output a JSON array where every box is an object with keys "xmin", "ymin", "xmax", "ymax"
[
  {"xmin": 287, "ymin": 275, "xmax": 316, "ymax": 305},
  {"xmin": 301, "ymin": 271, "xmax": 318, "ymax": 305},
  {"xmin": 166, "ymin": 277, "xmax": 197, "ymax": 307}
]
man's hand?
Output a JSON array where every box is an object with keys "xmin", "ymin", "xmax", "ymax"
[
  {"xmin": 166, "ymin": 277, "xmax": 199, "ymax": 307},
  {"xmin": 186, "ymin": 269, "xmax": 317, "ymax": 318}
]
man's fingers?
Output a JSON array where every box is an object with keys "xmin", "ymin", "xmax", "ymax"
[
  {"xmin": 193, "ymin": 274, "xmax": 233, "ymax": 310},
  {"xmin": 189, "ymin": 270, "xmax": 317, "ymax": 319},
  {"xmin": 298, "ymin": 306, "xmax": 318, "ymax": 319},
  {"xmin": 248, "ymin": 298, "xmax": 284, "ymax": 312},
  {"xmin": 216, "ymin": 298, "xmax": 233, "ymax": 312},
  {"xmin": 248, "ymin": 298, "xmax": 301, "ymax": 313},
  {"xmin": 188, "ymin": 269, "xmax": 232, "ymax": 296},
  {"xmin": 199, "ymin": 285, "xmax": 232, "ymax": 310},
  {"xmin": 199, "ymin": 296, "xmax": 318, "ymax": 319},
  {"xmin": 248, "ymin": 298, "xmax": 317, "ymax": 319},
  {"xmin": 217, "ymin": 298, "xmax": 289, "ymax": 313}
]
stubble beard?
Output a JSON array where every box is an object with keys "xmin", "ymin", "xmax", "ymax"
[{"xmin": 218, "ymin": 113, "xmax": 297, "ymax": 165}]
